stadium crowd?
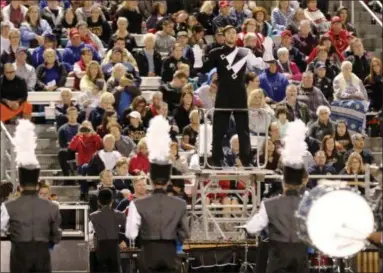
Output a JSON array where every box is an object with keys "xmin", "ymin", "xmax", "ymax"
[{"xmin": 0, "ymin": 0, "xmax": 382, "ymax": 205}]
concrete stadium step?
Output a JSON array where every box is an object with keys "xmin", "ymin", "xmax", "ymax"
[
  {"xmin": 36, "ymin": 138, "xmax": 59, "ymax": 153},
  {"xmin": 51, "ymin": 186, "xmax": 81, "ymax": 202},
  {"xmin": 37, "ymin": 154, "xmax": 60, "ymax": 169}
]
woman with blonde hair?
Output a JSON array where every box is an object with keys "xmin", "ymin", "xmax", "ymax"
[
  {"xmin": 108, "ymin": 17, "xmax": 137, "ymax": 53},
  {"xmin": 114, "ymin": 0, "xmax": 143, "ymax": 34},
  {"xmin": 129, "ymin": 137, "xmax": 150, "ymax": 175},
  {"xmin": 196, "ymin": 1, "xmax": 214, "ymax": 34},
  {"xmin": 20, "ymin": 6, "xmax": 52, "ymax": 48},
  {"xmin": 248, "ymin": 89, "xmax": 275, "ymax": 148},
  {"xmin": 80, "ymin": 60, "xmax": 107, "ymax": 92}
]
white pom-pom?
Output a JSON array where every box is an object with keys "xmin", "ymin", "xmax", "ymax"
[
  {"xmin": 281, "ymin": 119, "xmax": 307, "ymax": 169},
  {"xmin": 146, "ymin": 115, "xmax": 171, "ymax": 163},
  {"xmin": 13, "ymin": 119, "xmax": 39, "ymax": 167}
]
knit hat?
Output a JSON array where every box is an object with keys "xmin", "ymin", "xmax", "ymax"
[
  {"xmin": 14, "ymin": 120, "xmax": 40, "ymax": 187},
  {"xmin": 146, "ymin": 116, "xmax": 172, "ymax": 185}
]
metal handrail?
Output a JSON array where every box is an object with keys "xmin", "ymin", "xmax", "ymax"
[
  {"xmin": 359, "ymin": 0, "xmax": 383, "ymax": 27},
  {"xmin": 0, "ymin": 122, "xmax": 16, "ymax": 185}
]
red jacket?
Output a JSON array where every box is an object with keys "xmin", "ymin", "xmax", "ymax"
[
  {"xmin": 308, "ymin": 45, "xmax": 345, "ymax": 64},
  {"xmin": 69, "ymin": 134, "xmax": 103, "ymax": 165},
  {"xmin": 128, "ymin": 153, "xmax": 150, "ymax": 175},
  {"xmin": 277, "ymin": 61, "xmax": 302, "ymax": 81},
  {"xmin": 327, "ymin": 28, "xmax": 349, "ymax": 54}
]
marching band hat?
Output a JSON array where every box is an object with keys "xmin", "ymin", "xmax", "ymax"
[
  {"xmin": 150, "ymin": 163, "xmax": 172, "ymax": 185},
  {"xmin": 222, "ymin": 25, "xmax": 236, "ymax": 34}
]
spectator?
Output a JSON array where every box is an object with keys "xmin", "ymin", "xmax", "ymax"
[
  {"xmin": 146, "ymin": 2, "xmax": 167, "ymax": 30},
  {"xmin": 13, "ymin": 47, "xmax": 36, "ymax": 91},
  {"xmin": 343, "ymin": 133, "xmax": 374, "ymax": 165},
  {"xmin": 87, "ymin": 134, "xmax": 123, "ymax": 176},
  {"xmin": 87, "ymin": 6, "xmax": 111, "ymax": 46},
  {"xmin": 181, "ymin": 109, "xmax": 200, "ymax": 151},
  {"xmin": 96, "ymin": 109, "xmax": 118, "ymax": 138},
  {"xmin": 40, "ymin": 0, "xmax": 64, "ymax": 40},
  {"xmin": 286, "ymin": 8, "xmax": 319, "ymax": 36},
  {"xmin": 292, "ymin": 19, "xmax": 318, "ymax": 57},
  {"xmin": 230, "ymin": 0, "xmax": 252, "ymax": 30},
  {"xmin": 31, "ymin": 33, "xmax": 63, "ymax": 68},
  {"xmin": 73, "ymin": 47, "xmax": 94, "ymax": 90},
  {"xmin": 108, "ymin": 63, "xmax": 141, "ymax": 117},
  {"xmin": 35, "ymin": 48, "xmax": 67, "ymax": 91},
  {"xmin": 275, "ymin": 105, "xmax": 290, "ymax": 138},
  {"xmin": 364, "ymin": 57, "xmax": 383, "ymax": 111},
  {"xmin": 38, "ymin": 182, "xmax": 59, "ymax": 205},
  {"xmin": 334, "ymin": 120, "xmax": 353, "ymax": 153},
  {"xmin": 276, "ymin": 47, "xmax": 302, "ymax": 82},
  {"xmin": 259, "ymin": 59, "xmax": 289, "ymax": 103},
  {"xmin": 1, "ymin": 29, "xmax": 33, "ymax": 66},
  {"xmin": 176, "ymin": 31, "xmax": 194, "ymax": 67},
  {"xmin": 308, "ymin": 105, "xmax": 335, "ymax": 141},
  {"xmin": 73, "ymin": 21, "xmax": 104, "ymax": 57},
  {"xmin": 2, "ymin": 1, "xmax": 28, "ymax": 28},
  {"xmin": 134, "ymin": 33, "xmax": 162, "ymax": 77},
  {"xmin": 307, "ymin": 44, "xmax": 340, "ymax": 80},
  {"xmin": 303, "ymin": 0, "xmax": 329, "ymax": 33},
  {"xmin": 19, "ymin": 6, "xmax": 52, "ymax": 48},
  {"xmin": 122, "ymin": 111, "xmax": 146, "ymax": 145},
  {"xmin": 248, "ymin": 89, "xmax": 275, "ymax": 148},
  {"xmin": 154, "ymin": 19, "xmax": 176, "ymax": 54},
  {"xmin": 102, "ymin": 37, "xmax": 138, "ymax": 72},
  {"xmin": 120, "ymin": 95, "xmax": 147, "ymax": 127},
  {"xmin": 76, "ymin": 0, "xmax": 104, "ymax": 23},
  {"xmin": 108, "ymin": 17, "xmax": 137, "ymax": 53},
  {"xmin": 80, "ymin": 60, "xmax": 106, "ymax": 92},
  {"xmin": 102, "ymin": 47, "xmax": 139, "ymax": 82},
  {"xmin": 252, "ymin": 6, "xmax": 273, "ymax": 37},
  {"xmin": 161, "ymin": 43, "xmax": 189, "ymax": 83},
  {"xmin": 195, "ymin": 78, "xmax": 217, "ymax": 113},
  {"xmin": 276, "ymin": 84, "xmax": 310, "ymax": 124},
  {"xmin": 339, "ymin": 152, "xmax": 368, "ymax": 185},
  {"xmin": 173, "ymin": 85, "xmax": 196, "ymax": 132},
  {"xmin": 114, "ymin": 1, "xmax": 143, "ymax": 34},
  {"xmin": 172, "ymin": 10, "xmax": 189, "ymax": 34},
  {"xmin": 307, "ymin": 150, "xmax": 336, "ymax": 188},
  {"xmin": 142, "ymin": 91, "xmax": 163, "ymax": 127},
  {"xmin": 274, "ymin": 29, "xmax": 306, "ymax": 72},
  {"xmin": 313, "ymin": 62, "xmax": 333, "ymax": 102},
  {"xmin": 243, "ymin": 33, "xmax": 266, "ymax": 61},
  {"xmin": 159, "ymin": 102, "xmax": 179, "ymax": 141},
  {"xmin": 336, "ymin": 7, "xmax": 357, "ymax": 35},
  {"xmin": 224, "ymin": 134, "xmax": 242, "ymax": 167},
  {"xmin": 57, "ymin": 107, "xmax": 80, "ymax": 180},
  {"xmin": 321, "ymin": 134, "xmax": 345, "ymax": 173},
  {"xmin": 271, "ymin": 0, "xmax": 295, "ymax": 33},
  {"xmin": 204, "ymin": 28, "xmax": 225, "ymax": 56},
  {"xmin": 159, "ymin": 70, "xmax": 188, "ymax": 113},
  {"xmin": 245, "ymin": 72, "xmax": 260, "ymax": 97},
  {"xmin": 259, "ymin": 138, "xmax": 281, "ymax": 171},
  {"xmin": 268, "ymin": 121, "xmax": 283, "ymax": 153},
  {"xmin": 0, "ymin": 63, "xmax": 32, "ymax": 122},
  {"xmin": 346, "ymin": 38, "xmax": 371, "ymax": 81},
  {"xmin": 196, "ymin": 1, "xmax": 214, "ymax": 35},
  {"xmin": 237, "ymin": 18, "xmax": 260, "ymax": 47},
  {"xmin": 55, "ymin": 88, "xmax": 84, "ymax": 130},
  {"xmin": 1, "ymin": 21, "xmax": 11, "ymax": 55},
  {"xmin": 58, "ymin": 8, "xmax": 78, "ymax": 41},
  {"xmin": 113, "ymin": 157, "xmax": 132, "ymax": 191},
  {"xmin": 170, "ymin": 142, "xmax": 189, "ymax": 173},
  {"xmin": 88, "ymin": 92, "xmax": 115, "ymax": 130},
  {"xmin": 88, "ymin": 169, "xmax": 124, "ymax": 212},
  {"xmin": 177, "ymin": 63, "xmax": 199, "ymax": 91},
  {"xmin": 297, "ymin": 71, "xmax": 330, "ymax": 120},
  {"xmin": 128, "ymin": 137, "xmax": 150, "ymax": 175},
  {"xmin": 107, "ymin": 122, "xmax": 136, "ymax": 157},
  {"xmin": 327, "ymin": 16, "xmax": 349, "ymax": 54},
  {"xmin": 116, "ymin": 176, "xmax": 148, "ymax": 211},
  {"xmin": 212, "ymin": 1, "xmax": 236, "ymax": 34}
]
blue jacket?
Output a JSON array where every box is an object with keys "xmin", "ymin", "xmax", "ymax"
[
  {"xmin": 31, "ymin": 46, "xmax": 63, "ymax": 68},
  {"xmin": 259, "ymin": 70, "xmax": 289, "ymax": 103},
  {"xmin": 20, "ymin": 20, "xmax": 52, "ymax": 48},
  {"xmin": 62, "ymin": 43, "xmax": 101, "ymax": 71},
  {"xmin": 40, "ymin": 0, "xmax": 71, "ymax": 9}
]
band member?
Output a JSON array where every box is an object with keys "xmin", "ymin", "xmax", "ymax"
[
  {"xmin": 0, "ymin": 120, "xmax": 62, "ymax": 273},
  {"xmin": 244, "ymin": 120, "xmax": 309, "ymax": 273},
  {"xmin": 125, "ymin": 116, "xmax": 189, "ymax": 273},
  {"xmin": 202, "ymin": 25, "xmax": 266, "ymax": 167},
  {"xmin": 89, "ymin": 188, "xmax": 126, "ymax": 273}
]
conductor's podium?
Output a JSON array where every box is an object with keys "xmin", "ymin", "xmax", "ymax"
[{"xmin": 1, "ymin": 203, "xmax": 90, "ymax": 272}]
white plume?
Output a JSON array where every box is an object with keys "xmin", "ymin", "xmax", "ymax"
[
  {"xmin": 13, "ymin": 119, "xmax": 39, "ymax": 168},
  {"xmin": 146, "ymin": 115, "xmax": 171, "ymax": 163},
  {"xmin": 281, "ymin": 119, "xmax": 307, "ymax": 169}
]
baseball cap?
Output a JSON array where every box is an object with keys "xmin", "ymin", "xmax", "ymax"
[
  {"xmin": 281, "ymin": 30, "xmax": 292, "ymax": 38},
  {"xmin": 222, "ymin": 25, "xmax": 236, "ymax": 34},
  {"xmin": 315, "ymin": 62, "xmax": 326, "ymax": 70},
  {"xmin": 69, "ymin": 28, "xmax": 80, "ymax": 38},
  {"xmin": 177, "ymin": 31, "xmax": 188, "ymax": 37},
  {"xmin": 129, "ymin": 111, "xmax": 141, "ymax": 119},
  {"xmin": 331, "ymin": 16, "xmax": 342, "ymax": 24},
  {"xmin": 219, "ymin": 1, "xmax": 230, "ymax": 8}
]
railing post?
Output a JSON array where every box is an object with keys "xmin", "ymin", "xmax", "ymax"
[
  {"xmin": 364, "ymin": 164, "xmax": 370, "ymax": 198},
  {"xmin": 351, "ymin": 0, "xmax": 355, "ymax": 25},
  {"xmin": 10, "ymin": 147, "xmax": 17, "ymax": 191},
  {"xmin": 1, "ymin": 128, "xmax": 5, "ymax": 180}
]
